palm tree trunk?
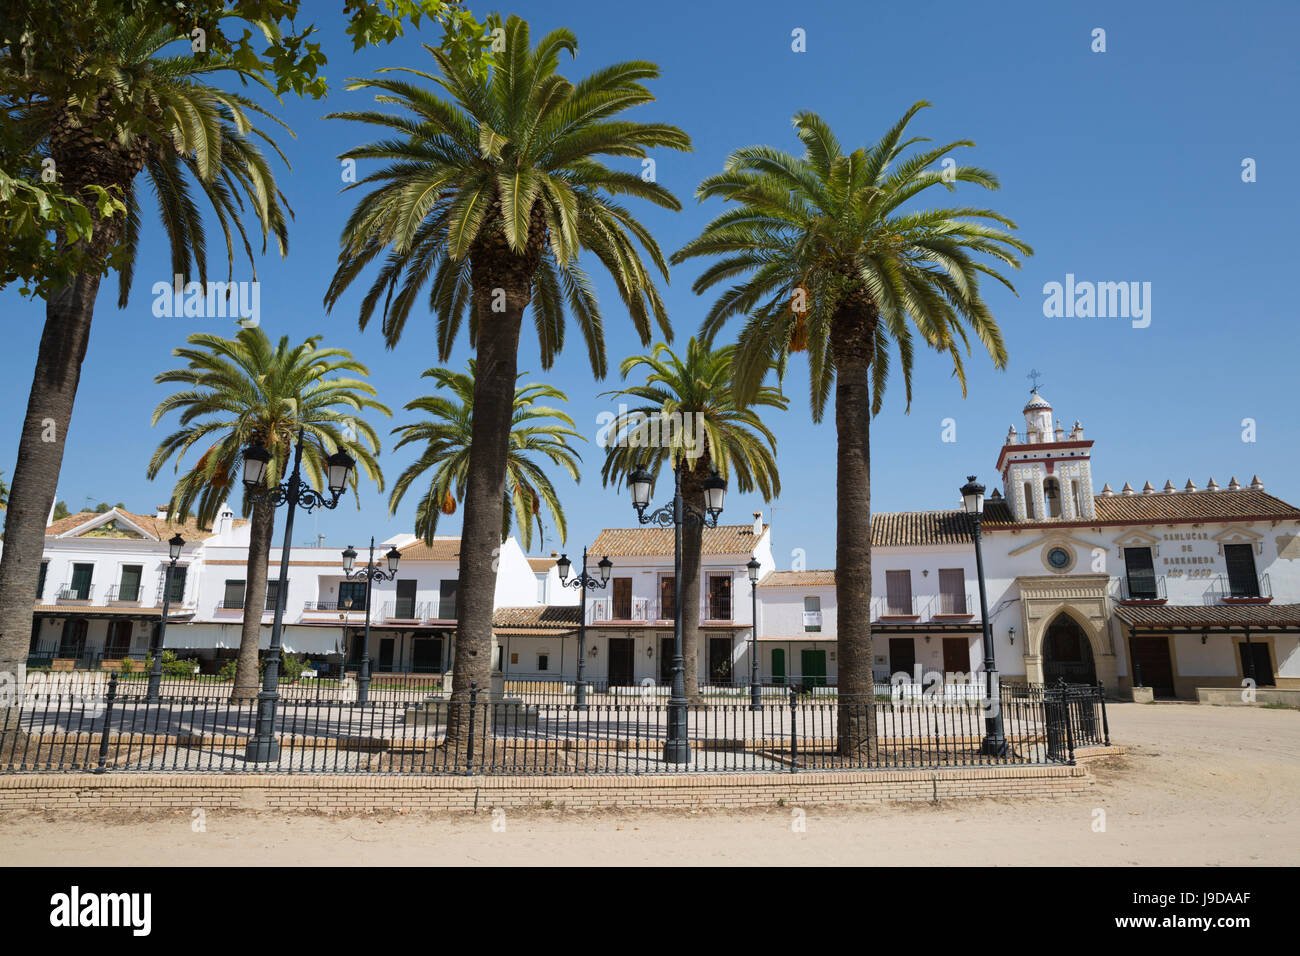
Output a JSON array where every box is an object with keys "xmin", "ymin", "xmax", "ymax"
[
  {"xmin": 831, "ymin": 306, "xmax": 878, "ymax": 757},
  {"xmin": 231, "ymin": 497, "xmax": 275, "ymax": 701},
  {"xmin": 445, "ymin": 258, "xmax": 528, "ymax": 753},
  {"xmin": 0, "ymin": 270, "xmax": 103, "ymax": 753},
  {"xmin": 680, "ymin": 468, "xmax": 706, "ymax": 703}
]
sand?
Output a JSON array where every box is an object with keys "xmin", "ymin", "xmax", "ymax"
[{"xmin": 2, "ymin": 703, "xmax": 1296, "ymax": 866}]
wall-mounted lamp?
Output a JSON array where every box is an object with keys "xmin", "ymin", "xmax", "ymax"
[
  {"xmin": 924, "ymin": 635, "xmax": 931, "ymax": 644},
  {"xmin": 1008, "ymin": 626, "xmax": 1016, "ymax": 646},
  {"xmin": 646, "ymin": 645, "xmax": 654, "ymax": 658},
  {"xmin": 590, "ymin": 644, "xmax": 598, "ymax": 657},
  {"xmin": 1201, "ymin": 629, "xmax": 1209, "ymax": 645},
  {"xmin": 922, "ymin": 569, "xmax": 929, "ymax": 577}
]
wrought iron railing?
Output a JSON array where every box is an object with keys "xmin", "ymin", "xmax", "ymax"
[
  {"xmin": 105, "ymin": 584, "xmax": 142, "ymax": 603},
  {"xmin": 1118, "ymin": 575, "xmax": 1166, "ymax": 602},
  {"xmin": 55, "ymin": 584, "xmax": 94, "ymax": 602}
]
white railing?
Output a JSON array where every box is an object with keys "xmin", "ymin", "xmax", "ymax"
[{"xmin": 589, "ymin": 596, "xmax": 651, "ymax": 623}]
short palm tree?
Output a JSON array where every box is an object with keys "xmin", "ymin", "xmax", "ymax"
[
  {"xmin": 0, "ymin": 15, "xmax": 291, "ymax": 695},
  {"xmin": 323, "ymin": 14, "xmax": 690, "ymax": 715},
  {"xmin": 600, "ymin": 338, "xmax": 786, "ymax": 699},
  {"xmin": 147, "ymin": 328, "xmax": 389, "ymax": 700},
  {"xmin": 674, "ymin": 103, "xmax": 1030, "ymax": 752},
  {"xmin": 389, "ymin": 361, "xmax": 583, "ymax": 552}
]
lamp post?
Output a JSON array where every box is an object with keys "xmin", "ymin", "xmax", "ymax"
[
  {"xmin": 241, "ymin": 429, "xmax": 354, "ymax": 763},
  {"xmin": 556, "ymin": 548, "xmax": 612, "ymax": 709},
  {"xmin": 342, "ymin": 538, "xmax": 401, "ymax": 704},
  {"xmin": 629, "ymin": 456, "xmax": 726, "ymax": 764},
  {"xmin": 747, "ymin": 556, "xmax": 761, "ymax": 711},
  {"xmin": 961, "ymin": 475, "xmax": 1008, "ymax": 757},
  {"xmin": 147, "ymin": 533, "xmax": 185, "ymax": 702}
]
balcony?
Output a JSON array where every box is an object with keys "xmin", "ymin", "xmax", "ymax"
[
  {"xmin": 55, "ymin": 584, "xmax": 94, "ymax": 605},
  {"xmin": 1117, "ymin": 575, "xmax": 1167, "ymax": 604},
  {"xmin": 215, "ymin": 599, "xmax": 246, "ymax": 613},
  {"xmin": 1213, "ymin": 573, "xmax": 1272, "ymax": 605},
  {"xmin": 876, "ymin": 594, "xmax": 919, "ymax": 621},
  {"xmin": 105, "ymin": 584, "xmax": 142, "ymax": 605},
  {"xmin": 426, "ymin": 599, "xmax": 457, "ymax": 622},
  {"xmin": 590, "ymin": 596, "xmax": 650, "ymax": 624},
  {"xmin": 381, "ymin": 600, "xmax": 428, "ymax": 622},
  {"xmin": 932, "ymin": 592, "xmax": 975, "ymax": 620}
]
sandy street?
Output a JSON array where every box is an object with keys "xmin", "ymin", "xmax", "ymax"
[{"xmin": 2, "ymin": 703, "xmax": 1297, "ymax": 866}]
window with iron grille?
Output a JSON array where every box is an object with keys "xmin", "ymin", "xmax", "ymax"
[
  {"xmin": 339, "ymin": 580, "xmax": 368, "ymax": 610},
  {"xmin": 1123, "ymin": 548, "xmax": 1157, "ymax": 598},
  {"xmin": 223, "ymin": 579, "xmax": 246, "ymax": 610},
  {"xmin": 707, "ymin": 575, "xmax": 732, "ymax": 620}
]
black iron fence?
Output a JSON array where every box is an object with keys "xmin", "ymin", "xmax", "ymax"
[{"xmin": 0, "ymin": 676, "xmax": 1107, "ymax": 775}]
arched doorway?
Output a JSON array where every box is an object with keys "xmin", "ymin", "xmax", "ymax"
[{"xmin": 1042, "ymin": 613, "xmax": 1097, "ymax": 685}]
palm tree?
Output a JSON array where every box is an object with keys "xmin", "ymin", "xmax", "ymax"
[
  {"xmin": 0, "ymin": 15, "xmax": 291, "ymax": 699},
  {"xmin": 323, "ymin": 14, "xmax": 690, "ymax": 717},
  {"xmin": 147, "ymin": 328, "xmax": 389, "ymax": 700},
  {"xmin": 674, "ymin": 103, "xmax": 1030, "ymax": 752},
  {"xmin": 389, "ymin": 361, "xmax": 583, "ymax": 552},
  {"xmin": 599, "ymin": 337, "xmax": 786, "ymax": 699}
]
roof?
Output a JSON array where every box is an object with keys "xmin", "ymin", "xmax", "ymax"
[
  {"xmin": 873, "ymin": 489, "xmax": 1300, "ymax": 547},
  {"xmin": 1114, "ymin": 604, "xmax": 1300, "ymax": 631},
  {"xmin": 1023, "ymin": 389, "xmax": 1052, "ymax": 412},
  {"xmin": 527, "ymin": 557, "xmax": 557, "ymax": 572},
  {"xmin": 590, "ymin": 523, "xmax": 766, "ymax": 557},
  {"xmin": 44, "ymin": 508, "xmax": 245, "ymax": 541},
  {"xmin": 492, "ymin": 605, "xmax": 581, "ymax": 633},
  {"xmin": 396, "ymin": 537, "xmax": 462, "ymax": 561},
  {"xmin": 758, "ymin": 570, "xmax": 836, "ymax": 587}
]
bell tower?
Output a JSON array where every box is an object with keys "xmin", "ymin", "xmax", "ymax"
[{"xmin": 996, "ymin": 388, "xmax": 1096, "ymax": 522}]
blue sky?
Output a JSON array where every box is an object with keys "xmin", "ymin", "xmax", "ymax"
[{"xmin": 3, "ymin": 0, "xmax": 1298, "ymax": 568}]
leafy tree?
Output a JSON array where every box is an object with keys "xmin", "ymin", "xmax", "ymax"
[
  {"xmin": 148, "ymin": 327, "xmax": 388, "ymax": 700},
  {"xmin": 389, "ymin": 361, "xmax": 583, "ymax": 552},
  {"xmin": 674, "ymin": 103, "xmax": 1029, "ymax": 752},
  {"xmin": 599, "ymin": 338, "xmax": 785, "ymax": 698}
]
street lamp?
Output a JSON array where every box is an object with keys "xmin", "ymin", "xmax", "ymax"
[
  {"xmin": 557, "ymin": 548, "xmax": 612, "ymax": 708},
  {"xmin": 747, "ymin": 556, "xmax": 761, "ymax": 711},
  {"xmin": 147, "ymin": 532, "xmax": 185, "ymax": 702},
  {"xmin": 341, "ymin": 538, "xmax": 401, "ymax": 704},
  {"xmin": 961, "ymin": 475, "xmax": 1008, "ymax": 757},
  {"xmin": 630, "ymin": 456, "xmax": 727, "ymax": 763},
  {"xmin": 241, "ymin": 430, "xmax": 354, "ymax": 762}
]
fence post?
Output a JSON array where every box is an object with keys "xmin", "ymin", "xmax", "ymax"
[
  {"xmin": 1097, "ymin": 680, "xmax": 1111, "ymax": 747},
  {"xmin": 787, "ymin": 684, "xmax": 798, "ymax": 773},
  {"xmin": 465, "ymin": 681, "xmax": 478, "ymax": 775},
  {"xmin": 1061, "ymin": 679, "xmax": 1076, "ymax": 765},
  {"xmin": 95, "ymin": 673, "xmax": 118, "ymax": 775}
]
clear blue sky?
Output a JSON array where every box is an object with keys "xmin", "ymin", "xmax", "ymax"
[{"xmin": 3, "ymin": 0, "xmax": 1297, "ymax": 568}]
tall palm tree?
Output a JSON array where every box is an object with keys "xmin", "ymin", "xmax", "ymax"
[
  {"xmin": 0, "ymin": 15, "xmax": 291, "ymax": 699},
  {"xmin": 147, "ymin": 328, "xmax": 389, "ymax": 700},
  {"xmin": 389, "ymin": 361, "xmax": 583, "ymax": 552},
  {"xmin": 323, "ymin": 14, "xmax": 690, "ymax": 718},
  {"xmin": 600, "ymin": 337, "xmax": 786, "ymax": 699},
  {"xmin": 674, "ymin": 103, "xmax": 1030, "ymax": 752}
]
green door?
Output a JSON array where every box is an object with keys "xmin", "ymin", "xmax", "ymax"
[
  {"xmin": 771, "ymin": 648, "xmax": 786, "ymax": 686},
  {"xmin": 801, "ymin": 649, "xmax": 827, "ymax": 688},
  {"xmin": 70, "ymin": 563, "xmax": 93, "ymax": 600}
]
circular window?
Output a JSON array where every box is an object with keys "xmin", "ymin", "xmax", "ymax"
[{"xmin": 1047, "ymin": 547, "xmax": 1071, "ymax": 570}]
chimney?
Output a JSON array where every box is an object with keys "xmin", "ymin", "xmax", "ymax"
[
  {"xmin": 1250, "ymin": 475, "xmax": 1264, "ymax": 491},
  {"xmin": 1228, "ymin": 476, "xmax": 1241, "ymax": 490},
  {"xmin": 1101, "ymin": 483, "xmax": 1113, "ymax": 497},
  {"xmin": 1142, "ymin": 481, "xmax": 1155, "ymax": 494},
  {"xmin": 217, "ymin": 506, "xmax": 234, "ymax": 537},
  {"xmin": 1162, "ymin": 480, "xmax": 1176, "ymax": 494},
  {"xmin": 1121, "ymin": 482, "xmax": 1134, "ymax": 496},
  {"xmin": 1184, "ymin": 478, "xmax": 1197, "ymax": 492},
  {"xmin": 752, "ymin": 511, "xmax": 763, "ymax": 537},
  {"xmin": 1206, "ymin": 477, "xmax": 1219, "ymax": 492},
  {"xmin": 156, "ymin": 505, "xmax": 170, "ymax": 520}
]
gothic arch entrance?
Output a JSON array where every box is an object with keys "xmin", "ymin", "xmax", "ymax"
[{"xmin": 1042, "ymin": 613, "xmax": 1097, "ymax": 684}]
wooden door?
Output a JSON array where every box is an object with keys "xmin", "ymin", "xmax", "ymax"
[
  {"xmin": 608, "ymin": 638, "xmax": 635, "ymax": 685},
  {"xmin": 395, "ymin": 580, "xmax": 417, "ymax": 618},
  {"xmin": 771, "ymin": 648, "xmax": 786, "ymax": 686},
  {"xmin": 942, "ymin": 637, "xmax": 969, "ymax": 679},
  {"xmin": 1132, "ymin": 636, "xmax": 1175, "ymax": 698},
  {"xmin": 612, "ymin": 578, "xmax": 632, "ymax": 619},
  {"xmin": 658, "ymin": 636, "xmax": 674, "ymax": 683},
  {"xmin": 1238, "ymin": 641, "xmax": 1275, "ymax": 686},
  {"xmin": 708, "ymin": 637, "xmax": 733, "ymax": 684},
  {"xmin": 378, "ymin": 637, "xmax": 395, "ymax": 670},
  {"xmin": 70, "ymin": 563, "xmax": 93, "ymax": 600},
  {"xmin": 800, "ymin": 649, "xmax": 827, "ymax": 688},
  {"xmin": 888, "ymin": 637, "xmax": 916, "ymax": 680},
  {"xmin": 1224, "ymin": 544, "xmax": 1260, "ymax": 597},
  {"xmin": 412, "ymin": 636, "xmax": 442, "ymax": 673}
]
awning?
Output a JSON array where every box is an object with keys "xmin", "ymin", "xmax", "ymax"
[{"xmin": 1115, "ymin": 603, "xmax": 1300, "ymax": 633}]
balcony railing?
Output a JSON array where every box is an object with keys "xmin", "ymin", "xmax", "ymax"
[
  {"xmin": 933, "ymin": 592, "xmax": 974, "ymax": 617},
  {"xmin": 216, "ymin": 599, "xmax": 246, "ymax": 611},
  {"xmin": 427, "ymin": 600, "xmax": 456, "ymax": 621},
  {"xmin": 704, "ymin": 598, "xmax": 732, "ymax": 622},
  {"xmin": 1216, "ymin": 572, "xmax": 1272, "ymax": 603},
  {"xmin": 55, "ymin": 584, "xmax": 94, "ymax": 603},
  {"xmin": 877, "ymin": 594, "xmax": 919, "ymax": 619},
  {"xmin": 590, "ymin": 596, "xmax": 650, "ymax": 623},
  {"xmin": 303, "ymin": 601, "xmax": 365, "ymax": 613},
  {"xmin": 1117, "ymin": 575, "xmax": 1167, "ymax": 603},
  {"xmin": 105, "ymin": 584, "xmax": 142, "ymax": 603},
  {"xmin": 382, "ymin": 600, "xmax": 428, "ymax": 621}
]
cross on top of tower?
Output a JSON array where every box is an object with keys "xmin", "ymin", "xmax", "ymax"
[{"xmin": 1026, "ymin": 368, "xmax": 1045, "ymax": 392}]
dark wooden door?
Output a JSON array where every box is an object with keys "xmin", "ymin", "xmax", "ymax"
[
  {"xmin": 395, "ymin": 580, "xmax": 417, "ymax": 618},
  {"xmin": 800, "ymin": 649, "xmax": 827, "ymax": 688},
  {"xmin": 942, "ymin": 637, "xmax": 969, "ymax": 678},
  {"xmin": 70, "ymin": 563, "xmax": 93, "ymax": 600},
  {"xmin": 612, "ymin": 578, "xmax": 632, "ymax": 619},
  {"xmin": 105, "ymin": 620, "xmax": 133, "ymax": 658},
  {"xmin": 658, "ymin": 636, "xmax": 674, "ymax": 683},
  {"xmin": 1132, "ymin": 636, "xmax": 1175, "ymax": 698},
  {"xmin": 1224, "ymin": 544, "xmax": 1260, "ymax": 597},
  {"xmin": 412, "ymin": 636, "xmax": 442, "ymax": 673},
  {"xmin": 708, "ymin": 637, "xmax": 733, "ymax": 684},
  {"xmin": 888, "ymin": 637, "xmax": 916, "ymax": 680},
  {"xmin": 1238, "ymin": 641, "xmax": 1275, "ymax": 686},
  {"xmin": 771, "ymin": 647, "xmax": 786, "ymax": 685},
  {"xmin": 608, "ymin": 638, "xmax": 635, "ymax": 685},
  {"xmin": 378, "ymin": 637, "xmax": 395, "ymax": 670}
]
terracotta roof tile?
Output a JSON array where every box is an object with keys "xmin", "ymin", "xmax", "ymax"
[
  {"xmin": 590, "ymin": 524, "xmax": 765, "ymax": 557},
  {"xmin": 527, "ymin": 557, "xmax": 557, "ymax": 572},
  {"xmin": 758, "ymin": 570, "xmax": 836, "ymax": 587},
  {"xmin": 396, "ymin": 538, "xmax": 462, "ymax": 561},
  {"xmin": 1114, "ymin": 603, "xmax": 1300, "ymax": 630},
  {"xmin": 492, "ymin": 605, "xmax": 581, "ymax": 630},
  {"xmin": 44, "ymin": 508, "xmax": 245, "ymax": 541}
]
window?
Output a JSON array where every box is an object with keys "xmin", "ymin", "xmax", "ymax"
[
  {"xmin": 537, "ymin": 653, "xmax": 549, "ymax": 672},
  {"xmin": 265, "ymin": 578, "xmax": 287, "ymax": 611},
  {"xmin": 69, "ymin": 563, "xmax": 93, "ymax": 600},
  {"xmin": 167, "ymin": 566, "xmax": 188, "ymax": 604},
  {"xmin": 1043, "ymin": 477, "xmax": 1062, "ymax": 518},
  {"xmin": 612, "ymin": 577, "xmax": 632, "ymax": 619},
  {"xmin": 1022, "ymin": 482, "xmax": 1036, "ymax": 520},
  {"xmin": 395, "ymin": 580, "xmax": 417, "ymax": 618},
  {"xmin": 1123, "ymin": 548, "xmax": 1157, "ymax": 599},
  {"xmin": 803, "ymin": 595, "xmax": 822, "ymax": 632},
  {"xmin": 118, "ymin": 565, "xmax": 142, "ymax": 602},
  {"xmin": 535, "ymin": 573, "xmax": 548, "ymax": 604},
  {"xmin": 438, "ymin": 579, "xmax": 458, "ymax": 618},
  {"xmin": 938, "ymin": 569, "xmax": 967, "ymax": 614},
  {"xmin": 659, "ymin": 575, "xmax": 676, "ymax": 621},
  {"xmin": 37, "ymin": 562, "xmax": 48, "ymax": 600},
  {"xmin": 222, "ymin": 579, "xmax": 247, "ymax": 610},
  {"xmin": 886, "ymin": 570, "xmax": 913, "ymax": 615},
  {"xmin": 338, "ymin": 580, "xmax": 367, "ymax": 610},
  {"xmin": 1224, "ymin": 544, "xmax": 1260, "ymax": 598},
  {"xmin": 1071, "ymin": 480, "xmax": 1084, "ymax": 516},
  {"xmin": 707, "ymin": 575, "xmax": 732, "ymax": 620}
]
